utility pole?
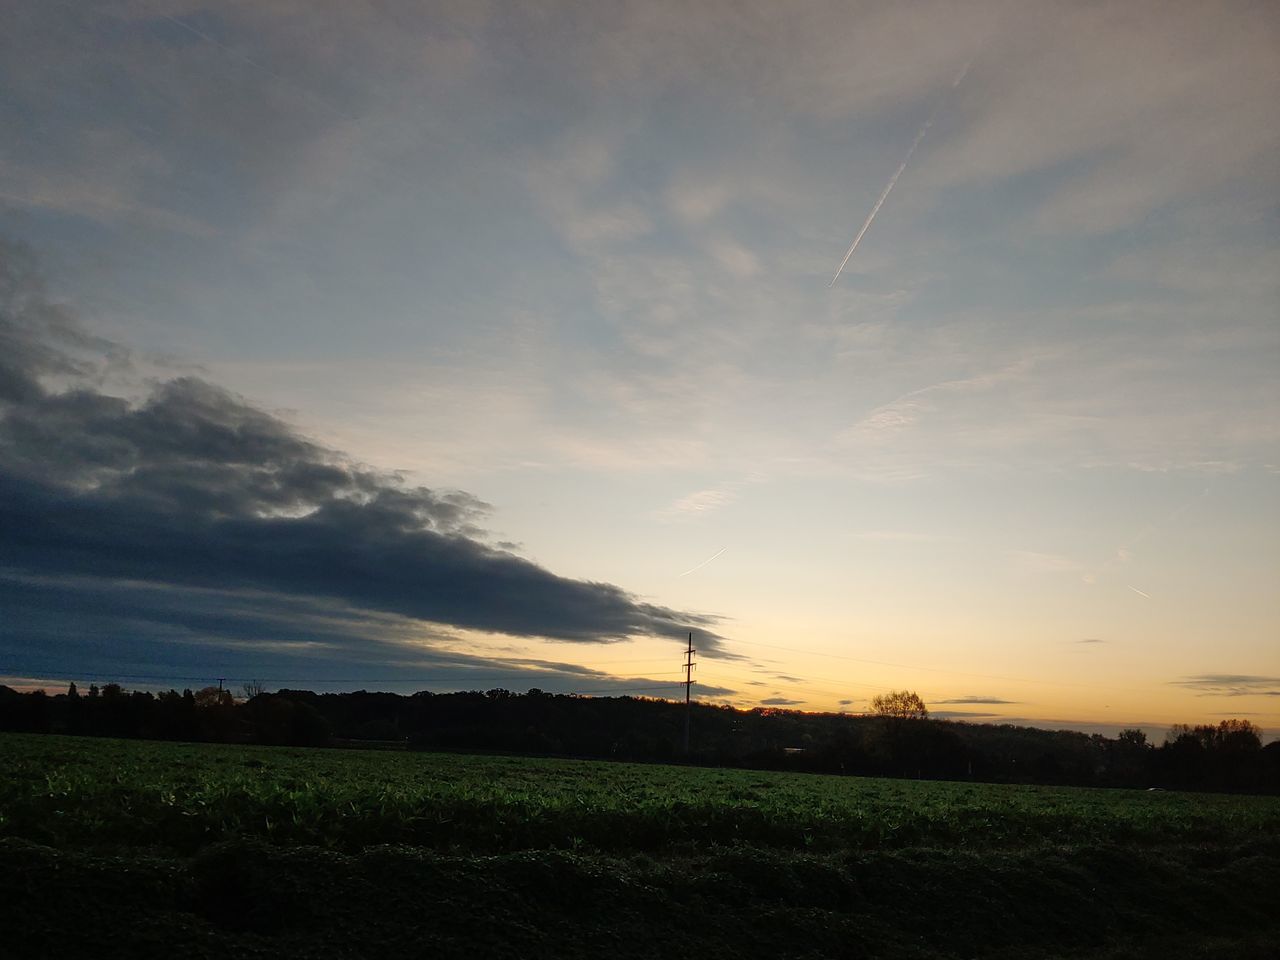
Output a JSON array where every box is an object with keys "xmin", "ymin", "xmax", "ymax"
[{"xmin": 683, "ymin": 632, "xmax": 696, "ymax": 755}]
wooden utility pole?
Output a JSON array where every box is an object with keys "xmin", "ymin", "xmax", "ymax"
[{"xmin": 683, "ymin": 632, "xmax": 696, "ymax": 754}]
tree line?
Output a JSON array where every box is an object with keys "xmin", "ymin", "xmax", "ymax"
[{"xmin": 1, "ymin": 681, "xmax": 1276, "ymax": 794}]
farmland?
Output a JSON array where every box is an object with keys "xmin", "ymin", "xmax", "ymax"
[{"xmin": 2, "ymin": 733, "xmax": 1278, "ymax": 959}]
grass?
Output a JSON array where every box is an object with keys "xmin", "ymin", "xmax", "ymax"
[
  {"xmin": 2, "ymin": 732, "xmax": 1277, "ymax": 959},
  {"xmin": 5, "ymin": 733, "xmax": 1277, "ymax": 854}
]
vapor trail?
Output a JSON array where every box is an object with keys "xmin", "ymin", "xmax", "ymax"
[
  {"xmin": 154, "ymin": 10, "xmax": 357, "ymax": 123},
  {"xmin": 678, "ymin": 547, "xmax": 727, "ymax": 577},
  {"xmin": 1128, "ymin": 585, "xmax": 1152, "ymax": 600},
  {"xmin": 829, "ymin": 62, "xmax": 971, "ymax": 287},
  {"xmin": 156, "ymin": 13, "xmax": 279, "ymax": 81}
]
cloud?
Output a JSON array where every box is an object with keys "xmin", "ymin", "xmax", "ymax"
[
  {"xmin": 759, "ymin": 696, "xmax": 803, "ymax": 706},
  {"xmin": 816, "ymin": 285, "xmax": 1278, "ymax": 481},
  {"xmin": 914, "ymin": 2, "xmax": 1280, "ymax": 233},
  {"xmin": 657, "ymin": 486, "xmax": 737, "ymax": 521},
  {"xmin": 851, "ymin": 530, "xmax": 948, "ymax": 543},
  {"xmin": 0, "ymin": 570, "xmax": 714, "ymax": 697},
  {"xmin": 706, "ymin": 236, "xmax": 761, "ymax": 278},
  {"xmin": 11, "ymin": 0, "xmax": 1264, "ymax": 494},
  {"xmin": 1013, "ymin": 550, "xmax": 1084, "ymax": 574},
  {"xmin": 1170, "ymin": 675, "xmax": 1280, "ymax": 698},
  {"xmin": 1071, "ymin": 638, "xmax": 1107, "ymax": 645},
  {"xmin": 932, "ymin": 696, "xmax": 1019, "ymax": 705},
  {"xmin": 839, "ymin": 357, "xmax": 1040, "ymax": 445},
  {"xmin": 0, "ymin": 246, "xmax": 737, "ymax": 684},
  {"xmin": 656, "ymin": 473, "xmax": 768, "ymax": 523}
]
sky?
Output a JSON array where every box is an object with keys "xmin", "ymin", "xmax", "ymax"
[{"xmin": 1, "ymin": 0, "xmax": 1277, "ymax": 739}]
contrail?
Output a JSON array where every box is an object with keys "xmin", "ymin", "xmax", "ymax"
[
  {"xmin": 1084, "ymin": 488, "xmax": 1209, "ymax": 585},
  {"xmin": 829, "ymin": 62, "xmax": 971, "ymax": 288},
  {"xmin": 1128, "ymin": 585, "xmax": 1152, "ymax": 600},
  {"xmin": 156, "ymin": 13, "xmax": 281, "ymax": 83},
  {"xmin": 678, "ymin": 547, "xmax": 727, "ymax": 577},
  {"xmin": 153, "ymin": 10, "xmax": 358, "ymax": 124}
]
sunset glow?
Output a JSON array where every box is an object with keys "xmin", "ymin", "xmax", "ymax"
[{"xmin": 2, "ymin": 0, "xmax": 1277, "ymax": 740}]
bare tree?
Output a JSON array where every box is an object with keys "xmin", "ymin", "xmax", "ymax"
[{"xmin": 241, "ymin": 680, "xmax": 265, "ymax": 701}]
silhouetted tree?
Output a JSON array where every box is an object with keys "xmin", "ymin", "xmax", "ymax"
[
  {"xmin": 1215, "ymin": 718, "xmax": 1262, "ymax": 752},
  {"xmin": 1108, "ymin": 727, "xmax": 1152, "ymax": 786},
  {"xmin": 0, "ymin": 678, "xmax": 1272, "ymax": 794},
  {"xmin": 871, "ymin": 690, "xmax": 928, "ymax": 720},
  {"xmin": 1116, "ymin": 728, "xmax": 1147, "ymax": 748},
  {"xmin": 194, "ymin": 686, "xmax": 234, "ymax": 709},
  {"xmin": 246, "ymin": 694, "xmax": 332, "ymax": 746},
  {"xmin": 25, "ymin": 688, "xmax": 51, "ymax": 732}
]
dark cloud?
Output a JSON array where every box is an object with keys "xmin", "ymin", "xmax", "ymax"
[
  {"xmin": 932, "ymin": 696, "xmax": 1019, "ymax": 705},
  {"xmin": 1171, "ymin": 675, "xmax": 1280, "ymax": 697},
  {"xmin": 1071, "ymin": 638, "xmax": 1106, "ymax": 644},
  {"xmin": 0, "ymin": 570, "xmax": 715, "ymax": 697},
  {"xmin": 759, "ymin": 696, "xmax": 803, "ymax": 706},
  {"xmin": 929, "ymin": 709, "xmax": 1005, "ymax": 720},
  {"xmin": 0, "ymin": 244, "xmax": 126, "ymax": 404},
  {"xmin": 0, "ymin": 245, "xmax": 734, "ymax": 685}
]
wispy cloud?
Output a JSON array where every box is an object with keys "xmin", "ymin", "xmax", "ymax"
[
  {"xmin": 839, "ymin": 357, "xmax": 1040, "ymax": 445},
  {"xmin": 1014, "ymin": 550, "xmax": 1084, "ymax": 574},
  {"xmin": 932, "ymin": 696, "xmax": 1019, "ymax": 705},
  {"xmin": 1171, "ymin": 676, "xmax": 1280, "ymax": 698},
  {"xmin": 915, "ymin": 3, "xmax": 1279, "ymax": 233},
  {"xmin": 658, "ymin": 487, "xmax": 738, "ymax": 521},
  {"xmin": 656, "ymin": 473, "xmax": 766, "ymax": 522},
  {"xmin": 851, "ymin": 530, "xmax": 949, "ymax": 543}
]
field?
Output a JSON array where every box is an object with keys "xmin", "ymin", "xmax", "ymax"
[{"xmin": 2, "ymin": 733, "xmax": 1278, "ymax": 959}]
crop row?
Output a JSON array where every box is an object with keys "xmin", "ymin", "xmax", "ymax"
[{"xmin": 3, "ymin": 733, "xmax": 1277, "ymax": 855}]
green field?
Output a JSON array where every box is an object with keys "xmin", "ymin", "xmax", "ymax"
[{"xmin": 3, "ymin": 733, "xmax": 1278, "ymax": 959}]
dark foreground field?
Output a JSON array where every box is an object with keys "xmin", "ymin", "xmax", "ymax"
[{"xmin": 2, "ymin": 734, "xmax": 1278, "ymax": 959}]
